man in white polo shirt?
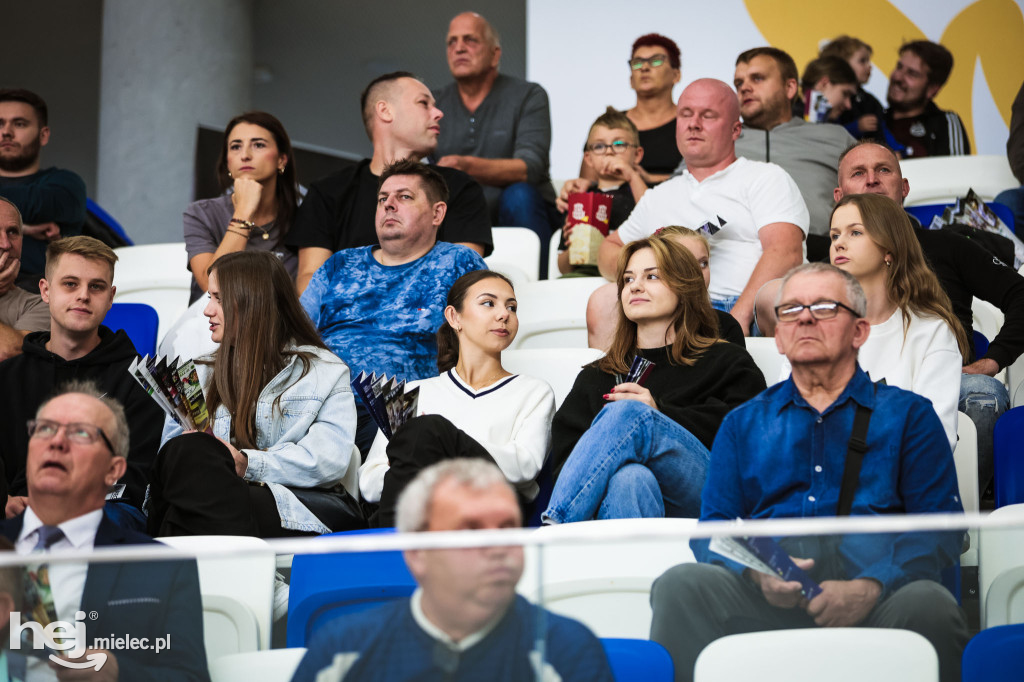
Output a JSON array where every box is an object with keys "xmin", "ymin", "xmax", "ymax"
[{"xmin": 589, "ymin": 78, "xmax": 808, "ymax": 343}]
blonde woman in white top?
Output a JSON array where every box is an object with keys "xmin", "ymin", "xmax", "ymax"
[{"xmin": 829, "ymin": 192, "xmax": 969, "ymax": 450}]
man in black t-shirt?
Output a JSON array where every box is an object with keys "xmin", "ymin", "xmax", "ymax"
[{"xmin": 289, "ymin": 72, "xmax": 492, "ymax": 294}]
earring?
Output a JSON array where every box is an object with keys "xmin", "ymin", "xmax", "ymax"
[
  {"xmin": 278, "ymin": 167, "xmax": 284, "ymax": 175},
  {"xmin": 228, "ymin": 171, "xmax": 233, "ymax": 178},
  {"xmin": 885, "ymin": 260, "xmax": 892, "ymax": 267}
]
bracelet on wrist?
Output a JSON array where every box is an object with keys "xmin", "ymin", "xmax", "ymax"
[
  {"xmin": 229, "ymin": 218, "xmax": 270, "ymax": 240},
  {"xmin": 227, "ymin": 227, "xmax": 250, "ymax": 238}
]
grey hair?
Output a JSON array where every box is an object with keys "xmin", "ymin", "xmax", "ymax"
[
  {"xmin": 396, "ymin": 458, "xmax": 513, "ymax": 532},
  {"xmin": 0, "ymin": 196, "xmax": 23, "ymax": 231},
  {"xmin": 36, "ymin": 379, "xmax": 130, "ymax": 460},
  {"xmin": 773, "ymin": 263, "xmax": 867, "ymax": 317}
]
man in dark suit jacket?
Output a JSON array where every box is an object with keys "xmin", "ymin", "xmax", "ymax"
[{"xmin": 0, "ymin": 382, "xmax": 209, "ymax": 681}]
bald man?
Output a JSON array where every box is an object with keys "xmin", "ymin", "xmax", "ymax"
[
  {"xmin": 589, "ymin": 78, "xmax": 809, "ymax": 342},
  {"xmin": 432, "ymin": 12, "xmax": 557, "ymax": 273}
]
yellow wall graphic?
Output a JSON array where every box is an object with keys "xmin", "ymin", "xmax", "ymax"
[{"xmin": 745, "ymin": 0, "xmax": 1024, "ymax": 153}]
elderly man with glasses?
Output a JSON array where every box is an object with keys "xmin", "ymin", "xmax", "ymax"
[
  {"xmin": 0, "ymin": 381, "xmax": 209, "ymax": 682},
  {"xmin": 649, "ymin": 262, "xmax": 968, "ymax": 682}
]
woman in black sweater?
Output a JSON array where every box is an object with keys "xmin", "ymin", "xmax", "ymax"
[{"xmin": 542, "ymin": 232, "xmax": 766, "ymax": 523}]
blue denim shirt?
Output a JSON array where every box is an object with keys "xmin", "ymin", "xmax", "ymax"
[
  {"xmin": 161, "ymin": 345, "xmax": 359, "ymax": 534},
  {"xmin": 695, "ymin": 365, "xmax": 963, "ymax": 597}
]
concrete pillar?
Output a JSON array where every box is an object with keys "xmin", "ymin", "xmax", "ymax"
[{"xmin": 96, "ymin": 0, "xmax": 252, "ymax": 245}]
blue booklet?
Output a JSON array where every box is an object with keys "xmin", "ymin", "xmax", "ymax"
[{"xmin": 709, "ymin": 535, "xmax": 823, "ymax": 600}]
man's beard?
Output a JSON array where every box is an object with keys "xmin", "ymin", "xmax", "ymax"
[
  {"xmin": 886, "ymin": 83, "xmax": 928, "ymax": 113},
  {"xmin": 0, "ymin": 135, "xmax": 41, "ymax": 173}
]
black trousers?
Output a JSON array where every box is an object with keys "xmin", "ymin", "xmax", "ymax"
[
  {"xmin": 374, "ymin": 415, "xmax": 502, "ymax": 528},
  {"xmin": 147, "ymin": 432, "xmax": 313, "ymax": 538}
]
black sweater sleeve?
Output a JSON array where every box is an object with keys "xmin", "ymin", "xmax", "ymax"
[{"xmin": 549, "ymin": 343, "xmax": 766, "ymax": 481}]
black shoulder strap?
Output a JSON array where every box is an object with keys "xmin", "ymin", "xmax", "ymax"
[{"xmin": 836, "ymin": 401, "xmax": 873, "ymax": 517}]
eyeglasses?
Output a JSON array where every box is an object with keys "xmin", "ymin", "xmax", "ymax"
[
  {"xmin": 629, "ymin": 55, "xmax": 669, "ymax": 70},
  {"xmin": 28, "ymin": 419, "xmax": 115, "ymax": 453},
  {"xmin": 584, "ymin": 141, "xmax": 636, "ymax": 155},
  {"xmin": 774, "ymin": 300, "xmax": 861, "ymax": 323}
]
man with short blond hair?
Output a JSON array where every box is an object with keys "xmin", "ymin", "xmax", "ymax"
[
  {"xmin": 292, "ymin": 458, "xmax": 614, "ymax": 682},
  {"xmin": 0, "ymin": 236, "xmax": 162, "ymax": 522}
]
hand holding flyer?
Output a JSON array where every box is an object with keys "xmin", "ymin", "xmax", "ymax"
[
  {"xmin": 128, "ymin": 355, "xmax": 212, "ymax": 433},
  {"xmin": 351, "ymin": 371, "xmax": 420, "ymax": 440},
  {"xmin": 710, "ymin": 534, "xmax": 823, "ymax": 600}
]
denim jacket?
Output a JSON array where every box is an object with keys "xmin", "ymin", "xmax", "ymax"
[{"xmin": 161, "ymin": 345, "xmax": 359, "ymax": 534}]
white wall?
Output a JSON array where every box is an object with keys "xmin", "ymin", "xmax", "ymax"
[{"xmin": 528, "ymin": 0, "xmax": 1024, "ymax": 180}]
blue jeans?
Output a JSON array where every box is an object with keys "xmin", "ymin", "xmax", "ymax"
[
  {"xmin": 960, "ymin": 373, "xmax": 1009, "ymax": 494},
  {"xmin": 542, "ymin": 400, "xmax": 710, "ymax": 522},
  {"xmin": 498, "ymin": 182, "xmax": 560, "ymax": 279}
]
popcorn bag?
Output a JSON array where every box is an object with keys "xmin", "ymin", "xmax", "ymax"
[{"xmin": 567, "ymin": 192, "xmax": 613, "ymax": 266}]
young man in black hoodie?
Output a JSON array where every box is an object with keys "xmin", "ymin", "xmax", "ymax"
[{"xmin": 0, "ymin": 236, "xmax": 161, "ymax": 527}]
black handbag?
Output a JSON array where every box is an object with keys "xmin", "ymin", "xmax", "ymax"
[{"xmin": 287, "ymin": 484, "xmax": 367, "ymax": 532}]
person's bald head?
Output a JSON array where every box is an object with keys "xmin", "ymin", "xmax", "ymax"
[
  {"xmin": 834, "ymin": 141, "xmax": 909, "ymax": 205},
  {"xmin": 446, "ymin": 12, "xmax": 501, "ymax": 81},
  {"xmin": 675, "ymin": 79, "xmax": 741, "ymax": 171}
]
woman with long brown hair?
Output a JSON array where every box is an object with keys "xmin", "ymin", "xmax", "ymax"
[
  {"xmin": 359, "ymin": 270, "xmax": 555, "ymax": 527},
  {"xmin": 148, "ymin": 250, "xmax": 362, "ymax": 537},
  {"xmin": 542, "ymin": 233, "xmax": 765, "ymax": 523},
  {"xmin": 829, "ymin": 192, "xmax": 968, "ymax": 450},
  {"xmin": 183, "ymin": 111, "xmax": 299, "ymax": 304}
]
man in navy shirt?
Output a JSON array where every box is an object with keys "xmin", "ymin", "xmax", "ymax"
[
  {"xmin": 650, "ymin": 263, "xmax": 968, "ymax": 682},
  {"xmin": 293, "ymin": 458, "xmax": 613, "ymax": 682}
]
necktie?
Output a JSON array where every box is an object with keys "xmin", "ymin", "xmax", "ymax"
[{"xmin": 23, "ymin": 525, "xmax": 65, "ymax": 649}]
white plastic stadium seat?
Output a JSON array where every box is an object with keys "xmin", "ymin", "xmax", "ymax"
[
  {"xmin": 955, "ymin": 411, "xmax": 980, "ymax": 515},
  {"xmin": 902, "ymin": 155, "xmax": 1018, "ymax": 206},
  {"xmin": 209, "ymin": 647, "xmax": 307, "ymax": 682},
  {"xmin": 744, "ymin": 337, "xmax": 787, "ymax": 386},
  {"xmin": 158, "ymin": 535, "xmax": 276, "ymax": 658},
  {"xmin": 972, "ymin": 298, "xmax": 1005, "ymax": 343},
  {"xmin": 518, "ymin": 518, "xmax": 698, "ymax": 639},
  {"xmin": 509, "ymin": 278, "xmax": 606, "ymax": 350},
  {"xmin": 485, "ymin": 227, "xmax": 540, "ymax": 288},
  {"xmin": 501, "ymin": 348, "xmax": 603, "ymax": 409},
  {"xmin": 112, "ymin": 243, "xmax": 191, "ymax": 346},
  {"xmin": 548, "ymin": 230, "xmax": 562, "ymax": 280},
  {"xmin": 979, "ymin": 503, "xmax": 1024, "ymax": 628},
  {"xmin": 694, "ymin": 628, "xmax": 938, "ymax": 682},
  {"xmin": 954, "ymin": 411, "xmax": 980, "ymax": 568}
]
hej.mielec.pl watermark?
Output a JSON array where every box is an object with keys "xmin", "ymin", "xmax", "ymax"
[{"xmin": 9, "ymin": 610, "xmax": 170, "ymax": 671}]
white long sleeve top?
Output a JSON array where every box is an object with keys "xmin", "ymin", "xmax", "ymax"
[
  {"xmin": 856, "ymin": 308, "xmax": 961, "ymax": 452},
  {"xmin": 359, "ymin": 369, "xmax": 556, "ymax": 502}
]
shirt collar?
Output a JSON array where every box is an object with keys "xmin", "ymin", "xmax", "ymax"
[
  {"xmin": 409, "ymin": 587, "xmax": 507, "ymax": 652},
  {"xmin": 681, "ymin": 157, "xmax": 743, "ymax": 185},
  {"xmin": 776, "ymin": 364, "xmax": 877, "ymax": 416},
  {"xmin": 19, "ymin": 506, "xmax": 104, "ymax": 551}
]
